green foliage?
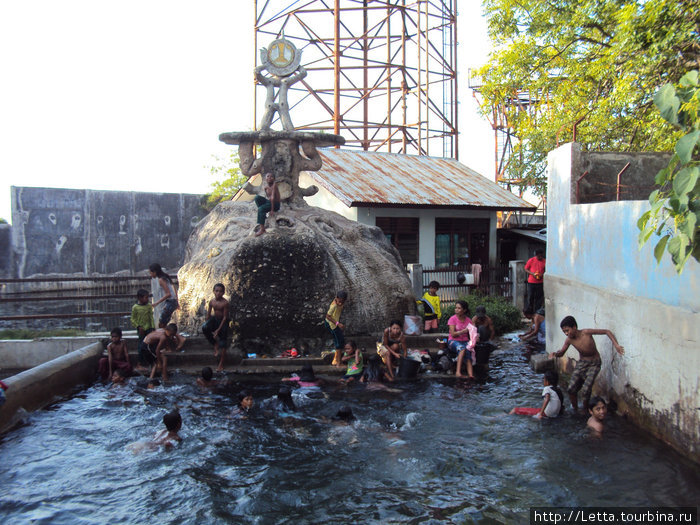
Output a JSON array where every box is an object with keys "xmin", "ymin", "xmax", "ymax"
[
  {"xmin": 478, "ymin": 0, "xmax": 698, "ymax": 194},
  {"xmin": 638, "ymin": 70, "xmax": 700, "ymax": 273},
  {"xmin": 437, "ymin": 294, "xmax": 522, "ymax": 336},
  {"xmin": 0, "ymin": 328, "xmax": 86, "ymax": 340},
  {"xmin": 203, "ymin": 150, "xmax": 248, "ymax": 212}
]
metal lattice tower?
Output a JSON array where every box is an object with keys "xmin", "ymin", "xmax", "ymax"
[{"xmin": 254, "ymin": 0, "xmax": 458, "ymax": 158}]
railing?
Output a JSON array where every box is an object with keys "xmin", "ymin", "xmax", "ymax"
[
  {"xmin": 0, "ymin": 275, "xmax": 177, "ymax": 332},
  {"xmin": 422, "ymin": 264, "xmax": 512, "ymax": 303}
]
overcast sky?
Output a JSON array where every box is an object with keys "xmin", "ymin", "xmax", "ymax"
[{"xmin": 0, "ymin": 1, "xmax": 494, "ymax": 224}]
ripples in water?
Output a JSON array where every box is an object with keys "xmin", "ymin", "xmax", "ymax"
[{"xmin": 0, "ymin": 337, "xmax": 698, "ymax": 524}]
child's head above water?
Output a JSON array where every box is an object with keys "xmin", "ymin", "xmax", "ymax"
[
  {"xmin": 201, "ymin": 366, "xmax": 213, "ymax": 382},
  {"xmin": 333, "ymin": 406, "xmax": 355, "ymax": 422},
  {"xmin": 588, "ymin": 396, "xmax": 607, "ymax": 418},
  {"xmin": 238, "ymin": 390, "xmax": 254, "ymax": 410},
  {"xmin": 163, "ymin": 410, "xmax": 182, "ymax": 433},
  {"xmin": 111, "ymin": 368, "xmax": 128, "ymax": 384}
]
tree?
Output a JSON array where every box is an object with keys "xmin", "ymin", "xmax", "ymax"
[
  {"xmin": 477, "ymin": 0, "xmax": 700, "ymax": 195},
  {"xmin": 638, "ymin": 70, "xmax": 700, "ymax": 274},
  {"xmin": 203, "ymin": 149, "xmax": 248, "ymax": 212}
]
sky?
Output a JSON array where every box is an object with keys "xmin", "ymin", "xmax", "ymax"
[{"xmin": 0, "ymin": 1, "xmax": 494, "ymax": 224}]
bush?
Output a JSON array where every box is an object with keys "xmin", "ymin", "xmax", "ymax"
[{"xmin": 437, "ymin": 293, "xmax": 521, "ymax": 336}]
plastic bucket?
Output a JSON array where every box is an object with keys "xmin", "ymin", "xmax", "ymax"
[{"xmin": 398, "ymin": 357, "xmax": 421, "ymax": 379}]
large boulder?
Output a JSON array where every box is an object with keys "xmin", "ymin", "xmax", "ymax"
[{"xmin": 177, "ymin": 200, "xmax": 415, "ymax": 353}]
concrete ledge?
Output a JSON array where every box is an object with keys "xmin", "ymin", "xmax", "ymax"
[
  {"xmin": 0, "ymin": 341, "xmax": 103, "ymax": 434},
  {"xmin": 0, "ymin": 336, "xmax": 104, "ymax": 368}
]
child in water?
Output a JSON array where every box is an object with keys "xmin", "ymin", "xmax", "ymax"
[
  {"xmin": 361, "ymin": 353, "xmax": 393, "ymax": 383},
  {"xmin": 587, "ymin": 396, "xmax": 607, "ymax": 434},
  {"xmin": 510, "ymin": 370, "xmax": 563, "ymax": 419},
  {"xmin": 196, "ymin": 366, "xmax": 218, "ymax": 388},
  {"xmin": 128, "ymin": 409, "xmax": 182, "ymax": 453},
  {"xmin": 231, "ymin": 390, "xmax": 254, "ymax": 418}
]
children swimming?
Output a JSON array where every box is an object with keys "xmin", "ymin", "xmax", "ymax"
[
  {"xmin": 128, "ymin": 409, "xmax": 182, "ymax": 453},
  {"xmin": 587, "ymin": 396, "xmax": 607, "ymax": 434}
]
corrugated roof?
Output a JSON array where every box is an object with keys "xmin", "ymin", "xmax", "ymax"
[{"xmin": 308, "ymin": 149, "xmax": 535, "ymax": 211}]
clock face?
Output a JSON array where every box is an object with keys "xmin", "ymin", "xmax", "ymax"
[
  {"xmin": 268, "ymin": 40, "xmax": 295, "ymax": 68},
  {"xmin": 262, "ymin": 38, "xmax": 302, "ymax": 77}
]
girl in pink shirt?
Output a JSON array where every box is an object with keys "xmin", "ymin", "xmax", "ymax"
[{"xmin": 447, "ymin": 300, "xmax": 478, "ymax": 378}]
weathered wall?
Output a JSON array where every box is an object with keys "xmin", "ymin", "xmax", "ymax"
[
  {"xmin": 10, "ymin": 187, "xmax": 205, "ymax": 277},
  {"xmin": 546, "ymin": 143, "xmax": 699, "ymax": 462},
  {"xmin": 0, "ymin": 223, "xmax": 12, "ymax": 278}
]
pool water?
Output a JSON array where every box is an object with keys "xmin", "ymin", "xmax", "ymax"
[{"xmin": 0, "ymin": 337, "xmax": 698, "ymax": 524}]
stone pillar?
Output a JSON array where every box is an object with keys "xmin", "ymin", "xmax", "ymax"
[
  {"xmin": 407, "ymin": 263, "xmax": 423, "ymax": 299},
  {"xmin": 509, "ymin": 260, "xmax": 526, "ymax": 311}
]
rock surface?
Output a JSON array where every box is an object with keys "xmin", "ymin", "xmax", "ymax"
[{"xmin": 177, "ymin": 200, "xmax": 416, "ymax": 353}]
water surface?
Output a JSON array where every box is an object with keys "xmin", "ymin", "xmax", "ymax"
[{"xmin": 0, "ymin": 337, "xmax": 697, "ymax": 524}]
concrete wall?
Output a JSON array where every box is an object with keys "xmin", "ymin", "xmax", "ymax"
[
  {"xmin": 0, "ymin": 223, "xmax": 12, "ymax": 278},
  {"xmin": 11, "ymin": 187, "xmax": 206, "ymax": 277},
  {"xmin": 0, "ymin": 341, "xmax": 103, "ymax": 434},
  {"xmin": 0, "ymin": 336, "xmax": 104, "ymax": 368},
  {"xmin": 546, "ymin": 142, "xmax": 699, "ymax": 462}
]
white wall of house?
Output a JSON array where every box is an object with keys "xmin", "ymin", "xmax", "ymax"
[{"xmin": 546, "ymin": 143, "xmax": 699, "ymax": 462}]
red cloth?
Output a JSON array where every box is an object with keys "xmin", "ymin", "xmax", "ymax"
[
  {"xmin": 525, "ymin": 257, "xmax": 546, "ymax": 284},
  {"xmin": 98, "ymin": 358, "xmax": 132, "ymax": 380},
  {"xmin": 511, "ymin": 407, "xmax": 540, "ymax": 416}
]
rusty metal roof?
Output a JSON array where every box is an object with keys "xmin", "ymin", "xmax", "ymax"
[{"xmin": 309, "ymin": 149, "xmax": 535, "ymax": 211}]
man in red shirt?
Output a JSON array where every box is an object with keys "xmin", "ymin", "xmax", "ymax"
[{"xmin": 524, "ymin": 248, "xmax": 546, "ymax": 313}]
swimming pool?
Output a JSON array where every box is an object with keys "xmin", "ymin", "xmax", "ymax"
[{"xmin": 0, "ymin": 337, "xmax": 697, "ymax": 524}]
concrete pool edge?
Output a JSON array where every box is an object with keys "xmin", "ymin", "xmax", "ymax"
[{"xmin": 0, "ymin": 341, "xmax": 103, "ymax": 434}]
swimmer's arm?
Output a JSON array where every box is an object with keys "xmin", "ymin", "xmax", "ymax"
[
  {"xmin": 206, "ymin": 299, "xmax": 213, "ymax": 320},
  {"xmin": 550, "ymin": 339, "xmax": 571, "ymax": 359},
  {"xmin": 585, "ymin": 329, "xmax": 625, "ymax": 355}
]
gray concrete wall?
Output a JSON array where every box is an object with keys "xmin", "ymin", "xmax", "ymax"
[
  {"xmin": 0, "ymin": 223, "xmax": 12, "ymax": 278},
  {"xmin": 0, "ymin": 341, "xmax": 103, "ymax": 434},
  {"xmin": 11, "ymin": 187, "xmax": 206, "ymax": 277},
  {"xmin": 546, "ymin": 142, "xmax": 699, "ymax": 463},
  {"xmin": 577, "ymin": 151, "xmax": 671, "ymax": 203},
  {"xmin": 0, "ymin": 336, "xmax": 104, "ymax": 368}
]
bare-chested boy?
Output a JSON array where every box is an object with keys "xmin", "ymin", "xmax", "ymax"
[
  {"xmin": 254, "ymin": 172, "xmax": 281, "ymax": 236},
  {"xmin": 549, "ymin": 316, "xmax": 624, "ymax": 412},
  {"xmin": 142, "ymin": 323, "xmax": 186, "ymax": 381},
  {"xmin": 201, "ymin": 283, "xmax": 230, "ymax": 371},
  {"xmin": 98, "ymin": 327, "xmax": 132, "ymax": 381}
]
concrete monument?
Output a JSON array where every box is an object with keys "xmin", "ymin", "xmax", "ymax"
[{"xmin": 177, "ymin": 38, "xmax": 415, "ymax": 355}]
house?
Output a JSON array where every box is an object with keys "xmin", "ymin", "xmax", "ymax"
[{"xmin": 236, "ymin": 149, "xmax": 534, "ymax": 268}]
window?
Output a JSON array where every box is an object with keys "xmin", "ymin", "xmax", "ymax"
[
  {"xmin": 435, "ymin": 218, "xmax": 489, "ymax": 268},
  {"xmin": 376, "ymin": 217, "xmax": 419, "ymax": 264}
]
